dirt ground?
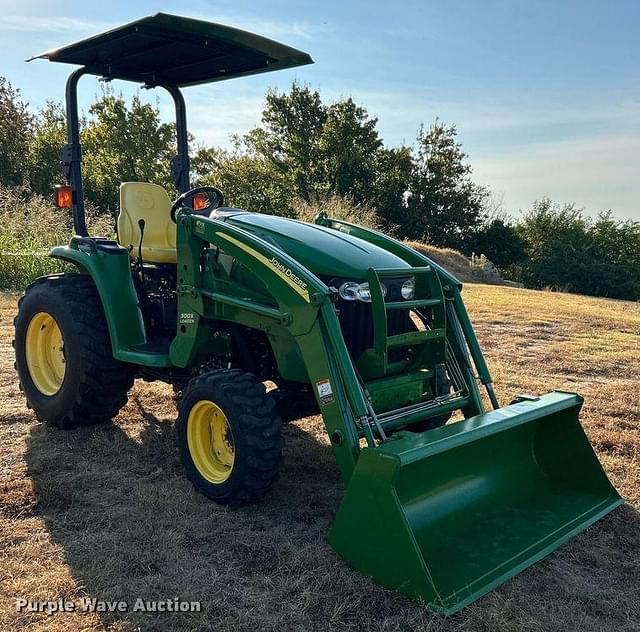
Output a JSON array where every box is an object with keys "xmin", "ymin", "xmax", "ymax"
[{"xmin": 0, "ymin": 285, "xmax": 638, "ymax": 631}]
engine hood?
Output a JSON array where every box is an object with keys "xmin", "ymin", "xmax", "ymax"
[{"xmin": 215, "ymin": 210, "xmax": 411, "ymax": 279}]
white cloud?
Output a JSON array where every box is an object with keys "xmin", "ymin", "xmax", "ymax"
[
  {"xmin": 473, "ymin": 134, "xmax": 640, "ymax": 220},
  {"xmin": 0, "ymin": 10, "xmax": 316, "ymax": 41},
  {"xmin": 162, "ymin": 7, "xmax": 317, "ymax": 41},
  {"xmin": 0, "ymin": 15, "xmax": 112, "ymax": 33},
  {"xmin": 353, "ymin": 87, "xmax": 640, "ymax": 137},
  {"xmin": 186, "ymin": 93, "xmax": 265, "ymax": 147},
  {"xmin": 210, "ymin": 15, "xmax": 314, "ymax": 40}
]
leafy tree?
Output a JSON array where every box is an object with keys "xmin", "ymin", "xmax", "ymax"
[
  {"xmin": 245, "ymin": 83, "xmax": 325, "ymax": 202},
  {"xmin": 515, "ymin": 199, "xmax": 594, "ymax": 291},
  {"xmin": 204, "ymin": 90, "xmax": 491, "ymax": 247},
  {"xmin": 190, "ymin": 145, "xmax": 218, "ymax": 184},
  {"xmin": 244, "ymin": 83, "xmax": 386, "ymax": 208},
  {"xmin": 405, "ymin": 121, "xmax": 489, "ymax": 247},
  {"xmin": 463, "ymin": 217, "xmax": 526, "ymax": 269},
  {"xmin": 318, "ymin": 97, "xmax": 382, "ymax": 202},
  {"xmin": 515, "ymin": 200, "xmax": 640, "ymax": 299},
  {"xmin": 27, "ymin": 101, "xmax": 67, "ymax": 196},
  {"xmin": 588, "ymin": 212, "xmax": 640, "ymax": 300},
  {"xmin": 0, "ymin": 76, "xmax": 33, "ymax": 187},
  {"xmin": 81, "ymin": 89, "xmax": 176, "ymax": 209},
  {"xmin": 24, "ymin": 90, "xmax": 176, "ymax": 210},
  {"xmin": 371, "ymin": 146, "xmax": 413, "ymax": 233},
  {"xmin": 192, "ymin": 144, "xmax": 294, "ymax": 216}
]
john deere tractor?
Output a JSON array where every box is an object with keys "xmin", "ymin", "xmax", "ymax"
[{"xmin": 14, "ymin": 13, "xmax": 622, "ymax": 614}]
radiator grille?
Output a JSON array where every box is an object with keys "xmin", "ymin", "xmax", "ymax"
[{"xmin": 335, "ymin": 300, "xmax": 414, "ymax": 362}]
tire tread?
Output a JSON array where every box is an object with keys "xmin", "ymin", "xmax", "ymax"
[
  {"xmin": 13, "ymin": 273, "xmax": 133, "ymax": 428},
  {"xmin": 178, "ymin": 369, "xmax": 282, "ymax": 504}
]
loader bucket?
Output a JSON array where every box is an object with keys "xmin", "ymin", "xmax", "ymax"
[{"xmin": 328, "ymin": 391, "xmax": 622, "ymax": 615}]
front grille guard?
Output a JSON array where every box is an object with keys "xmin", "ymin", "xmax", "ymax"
[
  {"xmin": 345, "ymin": 264, "xmax": 474, "ymax": 433},
  {"xmin": 362, "ymin": 265, "xmax": 447, "ymax": 379}
]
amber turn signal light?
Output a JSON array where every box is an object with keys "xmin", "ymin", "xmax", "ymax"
[
  {"xmin": 55, "ymin": 185, "xmax": 73, "ymax": 209},
  {"xmin": 192, "ymin": 192, "xmax": 208, "ymax": 210}
]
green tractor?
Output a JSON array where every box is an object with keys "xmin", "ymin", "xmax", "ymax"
[{"xmin": 14, "ymin": 13, "xmax": 622, "ymax": 614}]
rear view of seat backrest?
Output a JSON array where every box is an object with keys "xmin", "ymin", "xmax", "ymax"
[{"xmin": 117, "ymin": 182, "xmax": 176, "ymax": 264}]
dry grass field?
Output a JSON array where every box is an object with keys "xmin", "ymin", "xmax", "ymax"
[{"xmin": 0, "ymin": 284, "xmax": 638, "ymax": 631}]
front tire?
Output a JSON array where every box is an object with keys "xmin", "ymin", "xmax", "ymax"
[
  {"xmin": 13, "ymin": 273, "xmax": 133, "ymax": 428},
  {"xmin": 177, "ymin": 369, "xmax": 282, "ymax": 504}
]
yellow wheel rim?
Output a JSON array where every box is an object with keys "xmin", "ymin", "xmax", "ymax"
[
  {"xmin": 187, "ymin": 400, "xmax": 235, "ymax": 483},
  {"xmin": 25, "ymin": 312, "xmax": 66, "ymax": 396}
]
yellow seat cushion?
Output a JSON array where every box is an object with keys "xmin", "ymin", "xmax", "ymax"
[{"xmin": 117, "ymin": 182, "xmax": 176, "ymax": 264}]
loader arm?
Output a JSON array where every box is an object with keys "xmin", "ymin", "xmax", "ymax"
[{"xmin": 171, "ymin": 209, "xmax": 384, "ymax": 479}]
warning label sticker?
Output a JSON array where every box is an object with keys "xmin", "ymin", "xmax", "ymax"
[{"xmin": 316, "ymin": 379, "xmax": 334, "ymax": 405}]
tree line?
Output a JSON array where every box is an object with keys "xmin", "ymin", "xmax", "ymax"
[{"xmin": 1, "ymin": 75, "xmax": 638, "ymax": 300}]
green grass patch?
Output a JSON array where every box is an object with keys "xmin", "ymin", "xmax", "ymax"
[
  {"xmin": 0, "ymin": 186, "xmax": 114, "ymax": 289},
  {"xmin": 0, "ymin": 252, "xmax": 71, "ymax": 289}
]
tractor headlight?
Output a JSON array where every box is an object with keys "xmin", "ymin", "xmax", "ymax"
[
  {"xmin": 338, "ymin": 281, "xmax": 387, "ymax": 302},
  {"xmin": 338, "ymin": 281, "xmax": 360, "ymax": 301},
  {"xmin": 401, "ymin": 277, "xmax": 415, "ymax": 300},
  {"xmin": 357, "ymin": 283, "xmax": 373, "ymax": 302}
]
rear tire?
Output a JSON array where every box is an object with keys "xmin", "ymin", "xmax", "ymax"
[
  {"xmin": 176, "ymin": 369, "xmax": 282, "ymax": 504},
  {"xmin": 13, "ymin": 273, "xmax": 134, "ymax": 428}
]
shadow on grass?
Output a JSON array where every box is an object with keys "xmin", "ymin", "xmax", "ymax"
[{"xmin": 24, "ymin": 393, "xmax": 640, "ymax": 632}]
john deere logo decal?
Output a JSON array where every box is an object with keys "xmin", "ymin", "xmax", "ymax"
[{"xmin": 268, "ymin": 257, "xmax": 308, "ymax": 294}]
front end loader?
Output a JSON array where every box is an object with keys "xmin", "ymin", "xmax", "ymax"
[{"xmin": 14, "ymin": 13, "xmax": 622, "ymax": 614}]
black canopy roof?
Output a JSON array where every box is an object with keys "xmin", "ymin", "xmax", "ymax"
[{"xmin": 29, "ymin": 13, "xmax": 313, "ymax": 87}]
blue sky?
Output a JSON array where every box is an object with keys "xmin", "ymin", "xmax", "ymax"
[{"xmin": 1, "ymin": 0, "xmax": 638, "ymax": 220}]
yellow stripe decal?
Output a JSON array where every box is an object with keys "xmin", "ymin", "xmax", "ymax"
[{"xmin": 216, "ymin": 232, "xmax": 311, "ymax": 303}]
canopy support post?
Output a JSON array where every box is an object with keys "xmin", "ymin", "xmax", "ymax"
[
  {"xmin": 62, "ymin": 67, "xmax": 89, "ymax": 237},
  {"xmin": 161, "ymin": 84, "xmax": 191, "ymax": 194}
]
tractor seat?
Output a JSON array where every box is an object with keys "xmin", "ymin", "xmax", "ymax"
[{"xmin": 117, "ymin": 182, "xmax": 177, "ymax": 264}]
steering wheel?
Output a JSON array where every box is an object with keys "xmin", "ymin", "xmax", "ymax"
[{"xmin": 170, "ymin": 186, "xmax": 225, "ymax": 223}]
